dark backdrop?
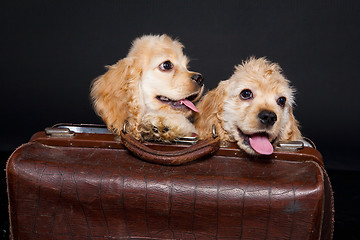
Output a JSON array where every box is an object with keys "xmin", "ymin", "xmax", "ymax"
[
  {"xmin": 1, "ymin": 0, "xmax": 360, "ymax": 170},
  {"xmin": 1, "ymin": 1, "xmax": 360, "ymax": 239}
]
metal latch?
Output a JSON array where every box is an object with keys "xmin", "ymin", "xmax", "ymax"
[
  {"xmin": 45, "ymin": 127, "xmax": 75, "ymax": 138},
  {"xmin": 275, "ymin": 141, "xmax": 304, "ymax": 151}
]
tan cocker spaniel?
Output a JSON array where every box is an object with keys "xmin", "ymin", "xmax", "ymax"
[
  {"xmin": 91, "ymin": 34, "xmax": 204, "ymax": 141},
  {"xmin": 195, "ymin": 57, "xmax": 302, "ymax": 155}
]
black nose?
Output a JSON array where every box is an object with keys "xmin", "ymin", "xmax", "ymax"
[
  {"xmin": 258, "ymin": 110, "xmax": 277, "ymax": 127},
  {"xmin": 191, "ymin": 74, "xmax": 204, "ymax": 86}
]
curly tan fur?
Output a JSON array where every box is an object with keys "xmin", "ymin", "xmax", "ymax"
[
  {"xmin": 195, "ymin": 57, "xmax": 302, "ymax": 155},
  {"xmin": 91, "ymin": 34, "xmax": 203, "ymax": 141},
  {"xmin": 193, "ymin": 80, "xmax": 232, "ymax": 142}
]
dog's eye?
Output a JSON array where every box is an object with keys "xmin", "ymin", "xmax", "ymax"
[
  {"xmin": 240, "ymin": 89, "xmax": 253, "ymax": 100},
  {"xmin": 277, "ymin": 97, "xmax": 286, "ymax": 107},
  {"xmin": 159, "ymin": 61, "xmax": 174, "ymax": 71}
]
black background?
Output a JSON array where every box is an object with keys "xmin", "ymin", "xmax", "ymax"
[{"xmin": 1, "ymin": 0, "xmax": 360, "ymax": 239}]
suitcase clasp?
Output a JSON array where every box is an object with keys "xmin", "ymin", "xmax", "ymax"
[
  {"xmin": 275, "ymin": 139, "xmax": 315, "ymax": 151},
  {"xmin": 276, "ymin": 141, "xmax": 304, "ymax": 151},
  {"xmin": 45, "ymin": 127, "xmax": 75, "ymax": 138}
]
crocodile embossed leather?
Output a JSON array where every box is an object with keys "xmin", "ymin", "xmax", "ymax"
[{"xmin": 6, "ymin": 128, "xmax": 334, "ymax": 239}]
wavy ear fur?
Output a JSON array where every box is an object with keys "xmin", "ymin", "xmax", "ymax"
[
  {"xmin": 194, "ymin": 80, "xmax": 231, "ymax": 141},
  {"xmin": 280, "ymin": 106, "xmax": 302, "ymax": 141},
  {"xmin": 90, "ymin": 57, "xmax": 143, "ymax": 138}
]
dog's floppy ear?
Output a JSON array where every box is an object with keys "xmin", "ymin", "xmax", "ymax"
[
  {"xmin": 91, "ymin": 57, "xmax": 142, "ymax": 137},
  {"xmin": 280, "ymin": 106, "xmax": 302, "ymax": 141},
  {"xmin": 195, "ymin": 80, "xmax": 231, "ymax": 141}
]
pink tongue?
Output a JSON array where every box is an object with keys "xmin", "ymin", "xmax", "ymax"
[
  {"xmin": 249, "ymin": 134, "xmax": 274, "ymax": 155},
  {"xmin": 180, "ymin": 99, "xmax": 199, "ymax": 112}
]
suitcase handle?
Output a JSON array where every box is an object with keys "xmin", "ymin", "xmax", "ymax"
[{"xmin": 120, "ymin": 127, "xmax": 220, "ymax": 165}]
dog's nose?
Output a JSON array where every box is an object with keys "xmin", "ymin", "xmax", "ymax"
[
  {"xmin": 191, "ymin": 74, "xmax": 204, "ymax": 86},
  {"xmin": 258, "ymin": 110, "xmax": 277, "ymax": 127}
]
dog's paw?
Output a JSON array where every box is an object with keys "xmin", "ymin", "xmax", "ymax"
[
  {"xmin": 141, "ymin": 113, "xmax": 197, "ymax": 142},
  {"xmin": 151, "ymin": 125, "xmax": 170, "ymax": 134}
]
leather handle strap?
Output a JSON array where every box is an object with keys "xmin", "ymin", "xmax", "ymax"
[{"xmin": 120, "ymin": 130, "xmax": 220, "ymax": 165}]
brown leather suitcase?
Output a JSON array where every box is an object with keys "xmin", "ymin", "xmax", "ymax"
[{"xmin": 6, "ymin": 124, "xmax": 334, "ymax": 240}]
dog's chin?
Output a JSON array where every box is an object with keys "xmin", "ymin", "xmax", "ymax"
[
  {"xmin": 236, "ymin": 127, "xmax": 278, "ymax": 155},
  {"xmin": 237, "ymin": 142, "xmax": 257, "ymax": 155},
  {"xmin": 155, "ymin": 91, "xmax": 201, "ymax": 113}
]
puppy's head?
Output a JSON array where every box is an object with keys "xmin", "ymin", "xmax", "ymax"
[
  {"xmin": 221, "ymin": 57, "xmax": 301, "ymax": 155},
  {"xmin": 131, "ymin": 34, "xmax": 204, "ymax": 116},
  {"xmin": 91, "ymin": 34, "xmax": 203, "ymax": 136}
]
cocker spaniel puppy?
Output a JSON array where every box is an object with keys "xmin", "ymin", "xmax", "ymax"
[
  {"xmin": 195, "ymin": 57, "xmax": 302, "ymax": 155},
  {"xmin": 91, "ymin": 34, "xmax": 204, "ymax": 141}
]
